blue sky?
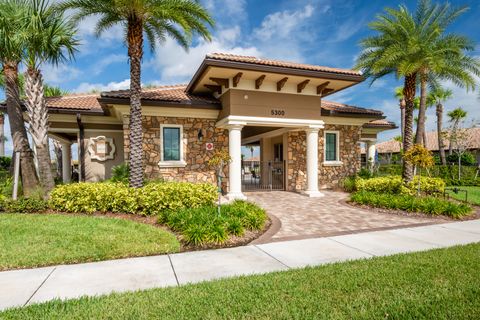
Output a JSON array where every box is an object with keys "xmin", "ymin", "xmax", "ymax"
[{"xmin": 1, "ymin": 0, "xmax": 479, "ymax": 156}]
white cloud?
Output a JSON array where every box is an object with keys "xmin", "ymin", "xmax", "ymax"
[
  {"xmin": 74, "ymin": 79, "xmax": 130, "ymax": 93},
  {"xmin": 205, "ymin": 0, "xmax": 248, "ymax": 21},
  {"xmin": 41, "ymin": 64, "xmax": 82, "ymax": 85},
  {"xmin": 91, "ymin": 54, "xmax": 126, "ymax": 75}
]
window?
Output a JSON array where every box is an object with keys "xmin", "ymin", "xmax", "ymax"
[
  {"xmin": 159, "ymin": 124, "xmax": 185, "ymax": 167},
  {"xmin": 324, "ymin": 131, "xmax": 341, "ymax": 164},
  {"xmin": 274, "ymin": 143, "xmax": 283, "ymax": 161}
]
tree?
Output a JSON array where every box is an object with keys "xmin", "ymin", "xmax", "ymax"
[
  {"xmin": 59, "ymin": 0, "xmax": 214, "ymax": 188},
  {"xmin": 394, "ymin": 87, "xmax": 406, "ymax": 141},
  {"xmin": 23, "ymin": 0, "xmax": 78, "ymax": 194},
  {"xmin": 403, "ymin": 144, "xmax": 435, "ymax": 195},
  {"xmin": 429, "ymin": 87, "xmax": 452, "ymax": 165},
  {"xmin": 0, "ymin": 0, "xmax": 40, "ymax": 196},
  {"xmin": 447, "ymin": 107, "xmax": 467, "ymax": 156},
  {"xmin": 412, "ymin": 1, "xmax": 479, "ymax": 147}
]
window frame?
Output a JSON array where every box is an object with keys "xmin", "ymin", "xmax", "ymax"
[
  {"xmin": 159, "ymin": 124, "xmax": 186, "ymax": 168},
  {"xmin": 323, "ymin": 130, "xmax": 342, "ymax": 166}
]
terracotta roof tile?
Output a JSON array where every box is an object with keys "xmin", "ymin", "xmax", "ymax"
[
  {"xmin": 46, "ymin": 93, "xmax": 102, "ymax": 112},
  {"xmin": 362, "ymin": 119, "xmax": 397, "ymax": 128},
  {"xmin": 321, "ymin": 100, "xmax": 383, "ymax": 116},
  {"xmin": 101, "ymin": 84, "xmax": 219, "ymax": 105},
  {"xmin": 206, "ymin": 53, "xmax": 362, "ymax": 76}
]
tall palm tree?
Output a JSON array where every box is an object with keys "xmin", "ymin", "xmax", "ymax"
[
  {"xmin": 23, "ymin": 0, "xmax": 78, "ymax": 193},
  {"xmin": 0, "ymin": 0, "xmax": 40, "ymax": 195},
  {"xmin": 412, "ymin": 0, "xmax": 479, "ymax": 146},
  {"xmin": 429, "ymin": 87, "xmax": 452, "ymax": 165},
  {"xmin": 59, "ymin": 0, "xmax": 214, "ymax": 188},
  {"xmin": 447, "ymin": 107, "xmax": 467, "ymax": 156},
  {"xmin": 355, "ymin": 5, "xmax": 422, "ymax": 182},
  {"xmin": 394, "ymin": 87, "xmax": 406, "ymax": 141}
]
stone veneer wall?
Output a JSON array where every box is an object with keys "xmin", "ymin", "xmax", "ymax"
[
  {"xmin": 123, "ymin": 116, "xmax": 229, "ymax": 184},
  {"xmin": 287, "ymin": 124, "xmax": 361, "ymax": 191}
]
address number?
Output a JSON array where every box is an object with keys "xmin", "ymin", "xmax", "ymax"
[{"xmin": 271, "ymin": 109, "xmax": 285, "ymax": 116}]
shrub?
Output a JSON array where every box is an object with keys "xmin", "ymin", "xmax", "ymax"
[
  {"xmin": 159, "ymin": 200, "xmax": 267, "ymax": 245},
  {"xmin": 355, "ymin": 176, "xmax": 445, "ymax": 195},
  {"xmin": 110, "ymin": 163, "xmax": 129, "ymax": 183},
  {"xmin": 447, "ymin": 152, "xmax": 476, "ymax": 166},
  {"xmin": 3, "ymin": 197, "xmax": 49, "ymax": 213},
  {"xmin": 350, "ymin": 191, "xmax": 472, "ymax": 218},
  {"xmin": 0, "ymin": 156, "xmax": 12, "ymax": 171},
  {"xmin": 357, "ymin": 168, "xmax": 373, "ymax": 179},
  {"xmin": 340, "ymin": 176, "xmax": 357, "ymax": 193},
  {"xmin": 49, "ymin": 181, "xmax": 217, "ymax": 215}
]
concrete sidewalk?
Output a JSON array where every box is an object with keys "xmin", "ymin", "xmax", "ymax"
[{"xmin": 1, "ymin": 219, "xmax": 479, "ymax": 311}]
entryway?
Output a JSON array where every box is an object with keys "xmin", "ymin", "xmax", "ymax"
[{"xmin": 241, "ymin": 160, "xmax": 285, "ymax": 191}]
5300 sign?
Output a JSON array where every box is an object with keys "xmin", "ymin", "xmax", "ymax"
[{"xmin": 271, "ymin": 109, "xmax": 285, "ymax": 116}]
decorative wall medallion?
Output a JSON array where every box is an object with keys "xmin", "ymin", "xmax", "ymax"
[{"xmin": 88, "ymin": 136, "xmax": 115, "ymax": 161}]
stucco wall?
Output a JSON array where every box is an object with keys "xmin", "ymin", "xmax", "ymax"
[
  {"xmin": 287, "ymin": 124, "xmax": 362, "ymax": 191},
  {"xmin": 123, "ymin": 116, "xmax": 229, "ymax": 184}
]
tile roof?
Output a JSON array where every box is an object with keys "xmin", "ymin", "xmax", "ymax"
[
  {"xmin": 372, "ymin": 128, "xmax": 480, "ymax": 154},
  {"xmin": 362, "ymin": 119, "xmax": 397, "ymax": 128},
  {"xmin": 101, "ymin": 84, "xmax": 220, "ymax": 105},
  {"xmin": 321, "ymin": 100, "xmax": 383, "ymax": 116},
  {"xmin": 46, "ymin": 93, "xmax": 102, "ymax": 112},
  {"xmin": 206, "ymin": 53, "xmax": 362, "ymax": 76}
]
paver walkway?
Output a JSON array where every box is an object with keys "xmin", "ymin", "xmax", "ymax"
[
  {"xmin": 1, "ymin": 219, "xmax": 479, "ymax": 311},
  {"xmin": 247, "ymin": 191, "xmax": 442, "ymax": 242}
]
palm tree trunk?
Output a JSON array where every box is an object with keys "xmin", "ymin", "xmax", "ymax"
[
  {"xmin": 53, "ymin": 140, "xmax": 62, "ymax": 180},
  {"xmin": 127, "ymin": 19, "xmax": 144, "ymax": 188},
  {"xmin": 0, "ymin": 113, "xmax": 5, "ymax": 156},
  {"xmin": 402, "ymin": 74, "xmax": 416, "ymax": 182},
  {"xmin": 400, "ymin": 99, "xmax": 405, "ymax": 142},
  {"xmin": 24, "ymin": 67, "xmax": 55, "ymax": 194},
  {"xmin": 3, "ymin": 61, "xmax": 39, "ymax": 195},
  {"xmin": 415, "ymin": 73, "xmax": 427, "ymax": 146},
  {"xmin": 436, "ymin": 102, "xmax": 446, "ymax": 165}
]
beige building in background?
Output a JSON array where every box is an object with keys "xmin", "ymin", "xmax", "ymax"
[{"xmin": 15, "ymin": 53, "xmax": 396, "ymax": 198}]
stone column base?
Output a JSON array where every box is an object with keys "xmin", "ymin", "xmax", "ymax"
[
  {"xmin": 226, "ymin": 192, "xmax": 247, "ymax": 201},
  {"xmin": 302, "ymin": 190, "xmax": 325, "ymax": 198}
]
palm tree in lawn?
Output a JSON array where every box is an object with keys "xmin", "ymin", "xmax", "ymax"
[
  {"xmin": 59, "ymin": 0, "xmax": 214, "ymax": 188},
  {"xmin": 447, "ymin": 107, "xmax": 467, "ymax": 156},
  {"xmin": 429, "ymin": 87, "xmax": 452, "ymax": 165},
  {"xmin": 394, "ymin": 87, "xmax": 406, "ymax": 142},
  {"xmin": 0, "ymin": 0, "xmax": 40, "ymax": 195},
  {"xmin": 412, "ymin": 0, "xmax": 479, "ymax": 146},
  {"xmin": 23, "ymin": 0, "xmax": 78, "ymax": 193}
]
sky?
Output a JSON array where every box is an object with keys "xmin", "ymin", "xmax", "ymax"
[{"xmin": 1, "ymin": 0, "xmax": 479, "ymax": 157}]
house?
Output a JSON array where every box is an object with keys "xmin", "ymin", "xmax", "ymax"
[
  {"xmin": 13, "ymin": 53, "xmax": 396, "ymax": 199},
  {"xmin": 365, "ymin": 128, "xmax": 480, "ymax": 165}
]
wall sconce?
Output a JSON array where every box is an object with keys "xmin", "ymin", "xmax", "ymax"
[{"xmin": 197, "ymin": 129, "xmax": 204, "ymax": 141}]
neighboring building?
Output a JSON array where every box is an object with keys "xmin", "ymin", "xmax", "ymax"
[
  {"xmin": 364, "ymin": 128, "xmax": 480, "ymax": 165},
  {"xmin": 3, "ymin": 53, "xmax": 396, "ymax": 198}
]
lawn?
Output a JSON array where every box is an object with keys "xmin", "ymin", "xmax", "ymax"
[
  {"xmin": 0, "ymin": 213, "xmax": 179, "ymax": 271},
  {"xmin": 2, "ymin": 243, "xmax": 479, "ymax": 319},
  {"xmin": 445, "ymin": 186, "xmax": 480, "ymax": 206}
]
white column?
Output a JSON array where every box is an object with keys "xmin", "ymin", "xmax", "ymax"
[
  {"xmin": 367, "ymin": 140, "xmax": 376, "ymax": 171},
  {"xmin": 61, "ymin": 142, "xmax": 72, "ymax": 183},
  {"xmin": 304, "ymin": 127, "xmax": 324, "ymax": 197},
  {"xmin": 227, "ymin": 124, "xmax": 246, "ymax": 200}
]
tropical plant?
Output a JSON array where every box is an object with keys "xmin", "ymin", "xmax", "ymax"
[
  {"xmin": 59, "ymin": 0, "xmax": 214, "ymax": 188},
  {"xmin": 0, "ymin": 0, "xmax": 40, "ymax": 196},
  {"xmin": 44, "ymin": 84, "xmax": 68, "ymax": 97},
  {"xmin": 447, "ymin": 107, "xmax": 467, "ymax": 155},
  {"xmin": 429, "ymin": 87, "xmax": 452, "ymax": 165},
  {"xmin": 411, "ymin": 1, "xmax": 480, "ymax": 147},
  {"xmin": 22, "ymin": 0, "xmax": 78, "ymax": 194},
  {"xmin": 394, "ymin": 87, "xmax": 406, "ymax": 141},
  {"xmin": 403, "ymin": 144, "xmax": 435, "ymax": 194}
]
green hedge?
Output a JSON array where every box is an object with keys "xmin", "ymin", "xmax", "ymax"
[
  {"xmin": 49, "ymin": 182, "xmax": 217, "ymax": 215},
  {"xmin": 159, "ymin": 200, "xmax": 268, "ymax": 245},
  {"xmin": 355, "ymin": 176, "xmax": 445, "ymax": 195},
  {"xmin": 350, "ymin": 191, "xmax": 472, "ymax": 218}
]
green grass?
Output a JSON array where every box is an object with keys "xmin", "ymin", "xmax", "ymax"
[
  {"xmin": 2, "ymin": 244, "xmax": 479, "ymax": 319},
  {"xmin": 0, "ymin": 213, "xmax": 179, "ymax": 271},
  {"xmin": 445, "ymin": 186, "xmax": 480, "ymax": 206}
]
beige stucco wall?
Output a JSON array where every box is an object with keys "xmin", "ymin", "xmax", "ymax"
[
  {"xmin": 220, "ymin": 89, "xmax": 323, "ymax": 120},
  {"xmin": 83, "ymin": 130, "xmax": 125, "ymax": 182}
]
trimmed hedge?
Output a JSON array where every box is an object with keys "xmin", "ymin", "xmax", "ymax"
[
  {"xmin": 159, "ymin": 200, "xmax": 268, "ymax": 245},
  {"xmin": 350, "ymin": 191, "xmax": 472, "ymax": 218},
  {"xmin": 355, "ymin": 176, "xmax": 445, "ymax": 195},
  {"xmin": 49, "ymin": 182, "xmax": 217, "ymax": 215}
]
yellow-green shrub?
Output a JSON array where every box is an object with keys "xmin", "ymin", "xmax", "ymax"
[
  {"xmin": 355, "ymin": 176, "xmax": 445, "ymax": 195},
  {"xmin": 49, "ymin": 182, "xmax": 217, "ymax": 215}
]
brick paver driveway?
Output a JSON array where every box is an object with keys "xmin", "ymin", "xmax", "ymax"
[{"xmin": 248, "ymin": 191, "xmax": 443, "ymax": 243}]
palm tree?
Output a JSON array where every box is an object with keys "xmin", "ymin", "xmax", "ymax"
[
  {"xmin": 23, "ymin": 0, "xmax": 78, "ymax": 193},
  {"xmin": 394, "ymin": 87, "xmax": 406, "ymax": 141},
  {"xmin": 59, "ymin": 0, "xmax": 214, "ymax": 188},
  {"xmin": 0, "ymin": 0, "xmax": 40, "ymax": 196},
  {"xmin": 447, "ymin": 107, "xmax": 467, "ymax": 156},
  {"xmin": 412, "ymin": 0, "xmax": 479, "ymax": 146},
  {"xmin": 429, "ymin": 87, "xmax": 452, "ymax": 165}
]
